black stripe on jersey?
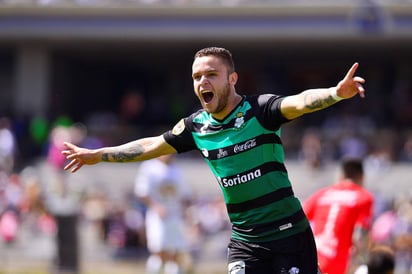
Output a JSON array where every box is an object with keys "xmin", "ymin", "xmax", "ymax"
[
  {"xmin": 226, "ymin": 186, "xmax": 294, "ymax": 214},
  {"xmin": 206, "ymin": 133, "xmax": 281, "ymax": 160},
  {"xmin": 232, "ymin": 208, "xmax": 306, "ymax": 235}
]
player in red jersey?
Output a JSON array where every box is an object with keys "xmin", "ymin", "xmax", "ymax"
[{"xmin": 304, "ymin": 158, "xmax": 374, "ymax": 274}]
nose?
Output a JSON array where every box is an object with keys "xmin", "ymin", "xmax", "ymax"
[{"xmin": 199, "ymin": 75, "xmax": 210, "ymax": 85}]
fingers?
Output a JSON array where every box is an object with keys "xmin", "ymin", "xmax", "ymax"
[
  {"xmin": 61, "ymin": 142, "xmax": 79, "ymax": 160},
  {"xmin": 63, "ymin": 159, "xmax": 76, "ymax": 171},
  {"xmin": 357, "ymin": 83, "xmax": 366, "ymax": 98},
  {"xmin": 353, "ymin": 76, "xmax": 365, "ymax": 84},
  {"xmin": 354, "ymin": 76, "xmax": 366, "ymax": 98},
  {"xmin": 344, "ymin": 62, "xmax": 359, "ymax": 80},
  {"xmin": 345, "ymin": 63, "xmax": 366, "ymax": 99},
  {"xmin": 64, "ymin": 159, "xmax": 83, "ymax": 173},
  {"xmin": 70, "ymin": 163, "xmax": 83, "ymax": 173},
  {"xmin": 63, "ymin": 141, "xmax": 77, "ymax": 151},
  {"xmin": 62, "ymin": 142, "xmax": 83, "ymax": 172}
]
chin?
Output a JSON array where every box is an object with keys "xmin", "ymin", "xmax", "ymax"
[{"xmin": 203, "ymin": 106, "xmax": 213, "ymax": 113}]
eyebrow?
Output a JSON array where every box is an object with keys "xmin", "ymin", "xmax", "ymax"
[{"xmin": 193, "ymin": 68, "xmax": 218, "ymax": 75}]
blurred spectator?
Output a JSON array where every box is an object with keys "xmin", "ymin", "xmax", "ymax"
[
  {"xmin": 192, "ymin": 195, "xmax": 229, "ymax": 237},
  {"xmin": 99, "ymin": 192, "xmax": 146, "ymax": 259},
  {"xmin": 186, "ymin": 195, "xmax": 230, "ymax": 263},
  {"xmin": 354, "ymin": 244, "xmax": 395, "ymax": 274},
  {"xmin": 47, "ymin": 126, "xmax": 72, "ymax": 170},
  {"xmin": 44, "ymin": 123, "xmax": 86, "ymax": 274},
  {"xmin": 338, "ymin": 131, "xmax": 368, "ymax": 160},
  {"xmin": 299, "ymin": 128, "xmax": 323, "ymax": 169},
  {"xmin": 46, "ymin": 122, "xmax": 86, "ymax": 169},
  {"xmin": 370, "ymin": 200, "xmax": 399, "ymax": 246},
  {"xmin": 0, "ymin": 173, "xmax": 23, "ymax": 243},
  {"xmin": 118, "ymin": 90, "xmax": 145, "ymax": 125},
  {"xmin": 116, "ymin": 89, "xmax": 147, "ymax": 144},
  {"xmin": 19, "ymin": 167, "xmax": 56, "ymax": 236},
  {"xmin": 399, "ymin": 133, "xmax": 412, "ymax": 162},
  {"xmin": 0, "ymin": 171, "xmax": 7, "ymax": 212},
  {"xmin": 82, "ymin": 190, "xmax": 110, "ymax": 241},
  {"xmin": 370, "ymin": 195, "xmax": 412, "ymax": 274},
  {"xmin": 134, "ymin": 154, "xmax": 192, "ymax": 274},
  {"xmin": 304, "ymin": 158, "xmax": 374, "ymax": 274},
  {"xmin": 4, "ymin": 173, "xmax": 24, "ymax": 214},
  {"xmin": 29, "ymin": 115, "xmax": 49, "ymax": 156},
  {"xmin": 0, "ymin": 208, "xmax": 19, "ymax": 243},
  {"xmin": 0, "ymin": 117, "xmax": 17, "ymax": 175}
]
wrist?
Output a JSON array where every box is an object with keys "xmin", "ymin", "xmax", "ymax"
[{"xmin": 330, "ymin": 88, "xmax": 344, "ymax": 101}]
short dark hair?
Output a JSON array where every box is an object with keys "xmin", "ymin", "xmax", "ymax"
[
  {"xmin": 367, "ymin": 245, "xmax": 394, "ymax": 274},
  {"xmin": 194, "ymin": 47, "xmax": 235, "ymax": 73},
  {"xmin": 341, "ymin": 158, "xmax": 364, "ymax": 182}
]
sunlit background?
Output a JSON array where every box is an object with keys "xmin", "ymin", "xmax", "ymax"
[{"xmin": 0, "ymin": 1, "xmax": 411, "ymax": 273}]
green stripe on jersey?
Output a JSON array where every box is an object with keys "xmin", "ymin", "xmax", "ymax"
[{"xmin": 229, "ymin": 196, "xmax": 302, "ymax": 226}]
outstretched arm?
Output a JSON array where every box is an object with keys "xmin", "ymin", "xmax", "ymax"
[
  {"xmin": 62, "ymin": 135, "xmax": 176, "ymax": 173},
  {"xmin": 280, "ymin": 63, "xmax": 366, "ymax": 120}
]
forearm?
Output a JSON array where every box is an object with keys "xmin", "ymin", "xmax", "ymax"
[
  {"xmin": 99, "ymin": 140, "xmax": 145, "ymax": 163},
  {"xmin": 351, "ymin": 227, "xmax": 370, "ymax": 264},
  {"xmin": 281, "ymin": 87, "xmax": 343, "ymax": 120},
  {"xmin": 100, "ymin": 137, "xmax": 174, "ymax": 163},
  {"xmin": 300, "ymin": 87, "xmax": 342, "ymax": 113},
  {"xmin": 63, "ymin": 135, "xmax": 176, "ymax": 173}
]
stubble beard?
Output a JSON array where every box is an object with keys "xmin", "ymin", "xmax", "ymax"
[{"xmin": 205, "ymin": 82, "xmax": 231, "ymax": 115}]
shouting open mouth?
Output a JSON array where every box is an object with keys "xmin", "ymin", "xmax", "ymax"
[{"xmin": 201, "ymin": 90, "xmax": 214, "ymax": 104}]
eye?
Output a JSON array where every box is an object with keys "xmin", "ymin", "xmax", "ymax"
[{"xmin": 193, "ymin": 74, "xmax": 201, "ymax": 81}]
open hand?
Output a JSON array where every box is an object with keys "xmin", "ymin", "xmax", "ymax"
[{"xmin": 61, "ymin": 142, "xmax": 100, "ymax": 173}]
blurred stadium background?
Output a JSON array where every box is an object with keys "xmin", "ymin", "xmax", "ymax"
[{"xmin": 0, "ymin": 0, "xmax": 412, "ymax": 273}]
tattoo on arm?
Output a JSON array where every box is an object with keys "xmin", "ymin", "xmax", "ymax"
[
  {"xmin": 101, "ymin": 144, "xmax": 144, "ymax": 162},
  {"xmin": 304, "ymin": 93, "xmax": 336, "ymax": 110},
  {"xmin": 102, "ymin": 154, "xmax": 109, "ymax": 161}
]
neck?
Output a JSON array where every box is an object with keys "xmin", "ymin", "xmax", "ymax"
[{"xmin": 212, "ymin": 93, "xmax": 243, "ymax": 120}]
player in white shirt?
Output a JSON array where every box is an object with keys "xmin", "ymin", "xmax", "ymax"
[{"xmin": 135, "ymin": 154, "xmax": 191, "ymax": 274}]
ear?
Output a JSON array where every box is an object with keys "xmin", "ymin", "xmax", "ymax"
[{"xmin": 229, "ymin": 71, "xmax": 238, "ymax": 86}]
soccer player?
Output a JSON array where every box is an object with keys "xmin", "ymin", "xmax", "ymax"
[
  {"xmin": 304, "ymin": 158, "xmax": 374, "ymax": 274},
  {"xmin": 62, "ymin": 47, "xmax": 366, "ymax": 274}
]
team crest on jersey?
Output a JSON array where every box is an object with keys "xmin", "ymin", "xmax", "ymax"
[
  {"xmin": 172, "ymin": 119, "xmax": 185, "ymax": 135},
  {"xmin": 234, "ymin": 112, "xmax": 245, "ymax": 129},
  {"xmin": 288, "ymin": 267, "xmax": 300, "ymax": 274}
]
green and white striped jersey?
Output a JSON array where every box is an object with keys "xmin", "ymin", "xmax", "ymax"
[{"xmin": 164, "ymin": 94, "xmax": 309, "ymax": 243}]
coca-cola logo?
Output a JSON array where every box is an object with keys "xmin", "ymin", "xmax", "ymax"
[{"xmin": 233, "ymin": 139, "xmax": 256, "ymax": 153}]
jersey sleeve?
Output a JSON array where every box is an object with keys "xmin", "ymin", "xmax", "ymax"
[
  {"xmin": 163, "ymin": 116, "xmax": 197, "ymax": 153},
  {"xmin": 256, "ymin": 94, "xmax": 291, "ymax": 130}
]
